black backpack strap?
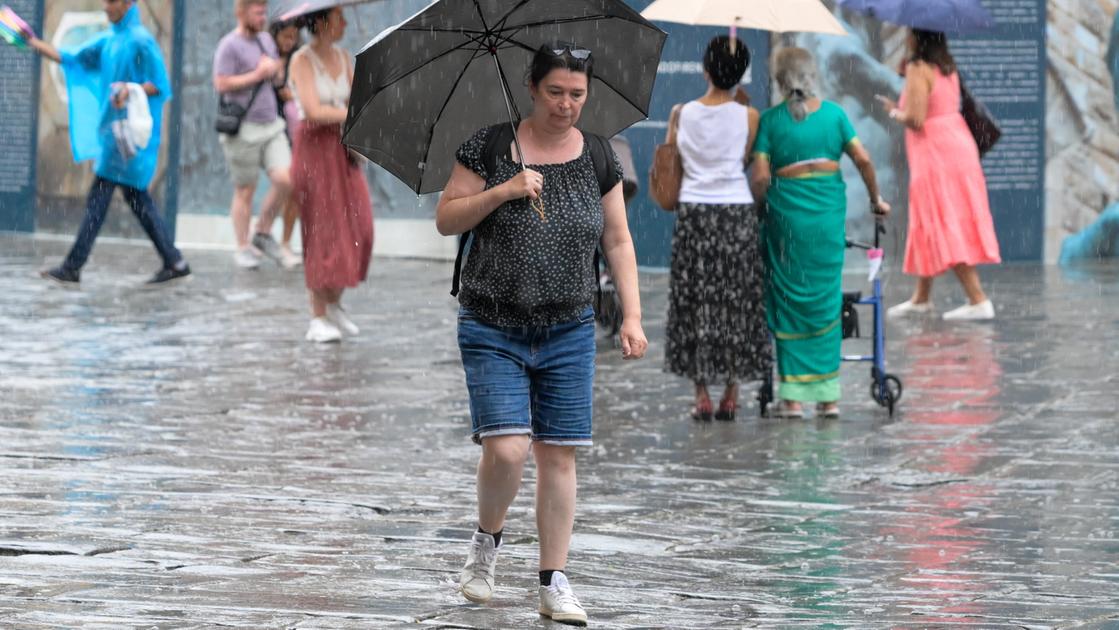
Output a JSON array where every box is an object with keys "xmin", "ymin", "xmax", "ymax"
[
  {"xmin": 450, "ymin": 232, "xmax": 471, "ymax": 297},
  {"xmin": 451, "ymin": 123, "xmax": 517, "ymax": 297},
  {"xmin": 583, "ymin": 131, "xmax": 618, "ymax": 198}
]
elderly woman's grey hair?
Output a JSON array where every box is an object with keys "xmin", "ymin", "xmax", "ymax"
[{"xmin": 773, "ymin": 47, "xmax": 819, "ymax": 122}]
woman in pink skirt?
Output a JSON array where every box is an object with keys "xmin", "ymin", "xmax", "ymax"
[
  {"xmin": 289, "ymin": 7, "xmax": 374, "ymax": 343},
  {"xmin": 879, "ymin": 29, "xmax": 1001, "ymax": 321}
]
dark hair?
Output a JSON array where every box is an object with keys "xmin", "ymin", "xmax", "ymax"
[
  {"xmin": 300, "ymin": 9, "xmax": 332, "ymax": 36},
  {"xmin": 528, "ymin": 43, "xmax": 594, "ymax": 87},
  {"xmin": 269, "ymin": 18, "xmax": 302, "ymax": 54},
  {"xmin": 703, "ymin": 36, "xmax": 750, "ymax": 90},
  {"xmin": 909, "ymin": 29, "xmax": 956, "ymax": 75}
]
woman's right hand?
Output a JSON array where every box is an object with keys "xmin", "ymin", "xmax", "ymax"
[
  {"xmin": 872, "ymin": 197, "xmax": 892, "ymax": 220},
  {"xmin": 502, "ymin": 168, "xmax": 544, "ymax": 202}
]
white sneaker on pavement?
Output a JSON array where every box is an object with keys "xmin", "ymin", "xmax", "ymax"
[
  {"xmin": 280, "ymin": 246, "xmax": 302, "ymax": 270},
  {"xmin": 305, "ymin": 317, "xmax": 342, "ymax": 343},
  {"xmin": 460, "ymin": 531, "xmax": 499, "ymax": 603},
  {"xmin": 887, "ymin": 299, "xmax": 934, "ymax": 319},
  {"xmin": 326, "ymin": 303, "xmax": 360, "ymax": 336},
  {"xmin": 943, "ymin": 299, "xmax": 995, "ymax": 321},
  {"xmin": 539, "ymin": 572, "xmax": 587, "ymax": 626},
  {"xmin": 234, "ymin": 248, "xmax": 260, "ymax": 270}
]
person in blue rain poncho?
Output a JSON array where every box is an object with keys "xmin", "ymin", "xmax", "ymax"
[{"xmin": 29, "ymin": 0, "xmax": 190, "ymax": 286}]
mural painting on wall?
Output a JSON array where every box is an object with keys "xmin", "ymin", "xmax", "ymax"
[
  {"xmin": 1053, "ymin": 0, "xmax": 1119, "ymax": 263},
  {"xmin": 35, "ymin": 0, "xmax": 176, "ymax": 231},
  {"xmin": 177, "ymin": 0, "xmax": 439, "ymax": 219},
  {"xmin": 781, "ymin": 0, "xmax": 1049, "ymax": 263}
]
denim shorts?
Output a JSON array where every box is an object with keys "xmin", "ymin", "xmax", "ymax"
[{"xmin": 457, "ymin": 307, "xmax": 596, "ymax": 446}]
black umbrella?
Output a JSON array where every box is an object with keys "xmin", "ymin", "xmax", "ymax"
[{"xmin": 342, "ymin": 0, "xmax": 667, "ymax": 194}]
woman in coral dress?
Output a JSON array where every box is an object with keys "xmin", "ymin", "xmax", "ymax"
[{"xmin": 880, "ymin": 29, "xmax": 1001, "ymax": 321}]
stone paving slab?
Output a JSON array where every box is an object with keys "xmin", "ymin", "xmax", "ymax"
[{"xmin": 1, "ymin": 233, "xmax": 1118, "ymax": 628}]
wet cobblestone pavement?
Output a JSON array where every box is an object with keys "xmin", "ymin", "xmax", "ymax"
[{"xmin": 1, "ymin": 233, "xmax": 1118, "ymax": 628}]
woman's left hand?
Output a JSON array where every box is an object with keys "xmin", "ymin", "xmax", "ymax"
[
  {"xmin": 875, "ymin": 94, "xmax": 897, "ymax": 112},
  {"xmin": 619, "ymin": 318, "xmax": 648, "ymax": 360}
]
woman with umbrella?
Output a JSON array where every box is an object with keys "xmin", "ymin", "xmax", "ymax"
[
  {"xmin": 750, "ymin": 47, "xmax": 890, "ymax": 419},
  {"xmin": 288, "ymin": 6, "xmax": 373, "ymax": 343},
  {"xmin": 436, "ymin": 45, "xmax": 648, "ymax": 625},
  {"xmin": 879, "ymin": 29, "xmax": 1001, "ymax": 321}
]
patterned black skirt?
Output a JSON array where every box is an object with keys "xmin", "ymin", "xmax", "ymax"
[{"xmin": 664, "ymin": 202, "xmax": 772, "ymax": 384}]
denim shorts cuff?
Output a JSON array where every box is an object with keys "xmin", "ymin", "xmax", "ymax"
[
  {"xmin": 536, "ymin": 438, "xmax": 594, "ymax": 447},
  {"xmin": 474, "ymin": 427, "xmax": 533, "ymax": 444}
]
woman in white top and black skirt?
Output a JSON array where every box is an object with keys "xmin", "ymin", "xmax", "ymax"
[{"xmin": 664, "ymin": 36, "xmax": 771, "ymax": 421}]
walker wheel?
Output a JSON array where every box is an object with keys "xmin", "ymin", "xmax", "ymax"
[{"xmin": 871, "ymin": 374, "xmax": 903, "ymax": 416}]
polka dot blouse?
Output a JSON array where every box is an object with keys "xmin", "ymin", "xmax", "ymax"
[{"xmin": 455, "ymin": 125, "xmax": 624, "ymax": 328}]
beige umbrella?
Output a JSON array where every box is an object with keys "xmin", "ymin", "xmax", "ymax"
[{"xmin": 641, "ymin": 0, "xmax": 848, "ymax": 35}]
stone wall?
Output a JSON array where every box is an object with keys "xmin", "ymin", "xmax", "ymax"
[{"xmin": 1045, "ymin": 0, "xmax": 1119, "ymax": 262}]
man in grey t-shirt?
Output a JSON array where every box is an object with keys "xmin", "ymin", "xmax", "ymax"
[{"xmin": 213, "ymin": 0, "xmax": 292, "ymax": 269}]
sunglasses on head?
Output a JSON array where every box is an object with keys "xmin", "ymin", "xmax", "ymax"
[{"xmin": 549, "ymin": 46, "xmax": 592, "ymax": 60}]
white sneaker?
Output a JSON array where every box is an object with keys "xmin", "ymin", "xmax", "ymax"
[
  {"xmin": 234, "ymin": 248, "xmax": 261, "ymax": 269},
  {"xmin": 326, "ymin": 303, "xmax": 359, "ymax": 336},
  {"xmin": 305, "ymin": 317, "xmax": 342, "ymax": 343},
  {"xmin": 943, "ymin": 300, "xmax": 995, "ymax": 321},
  {"xmin": 280, "ymin": 246, "xmax": 302, "ymax": 270},
  {"xmin": 887, "ymin": 300, "xmax": 934, "ymax": 319},
  {"xmin": 460, "ymin": 531, "xmax": 499, "ymax": 604},
  {"xmin": 539, "ymin": 572, "xmax": 587, "ymax": 626}
]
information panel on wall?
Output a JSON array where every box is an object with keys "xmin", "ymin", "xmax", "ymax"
[
  {"xmin": 0, "ymin": 0, "xmax": 43, "ymax": 232},
  {"xmin": 953, "ymin": 0, "xmax": 1046, "ymax": 261}
]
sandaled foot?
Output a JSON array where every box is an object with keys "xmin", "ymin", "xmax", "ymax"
[
  {"xmin": 816, "ymin": 403, "xmax": 840, "ymax": 419},
  {"xmin": 774, "ymin": 401, "xmax": 804, "ymax": 419},
  {"xmin": 691, "ymin": 397, "xmax": 713, "ymax": 422}
]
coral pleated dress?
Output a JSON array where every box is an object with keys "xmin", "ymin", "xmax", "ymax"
[{"xmin": 900, "ymin": 70, "xmax": 1001, "ymax": 277}]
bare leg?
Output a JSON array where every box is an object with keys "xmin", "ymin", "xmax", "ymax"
[
  {"xmin": 309, "ymin": 289, "xmax": 331, "ymax": 318},
  {"xmin": 911, "ymin": 276, "xmax": 935, "ymax": 304},
  {"xmin": 477, "ymin": 435, "xmax": 532, "ymax": 534},
  {"xmin": 720, "ymin": 381, "xmax": 739, "ymax": 407},
  {"xmin": 230, "ymin": 184, "xmax": 257, "ymax": 250},
  {"xmin": 951, "ymin": 264, "xmax": 988, "ymax": 304},
  {"xmin": 281, "ymin": 196, "xmax": 298, "ymax": 248},
  {"xmin": 255, "ymin": 168, "xmax": 291, "ymax": 236},
  {"xmin": 534, "ymin": 443, "xmax": 576, "ymax": 571},
  {"xmin": 695, "ymin": 382, "xmax": 711, "ymax": 411}
]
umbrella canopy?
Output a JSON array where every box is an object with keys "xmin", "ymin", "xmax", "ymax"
[
  {"xmin": 836, "ymin": 0, "xmax": 993, "ymax": 34},
  {"xmin": 343, "ymin": 0, "xmax": 667, "ymax": 194},
  {"xmin": 270, "ymin": 0, "xmax": 380, "ymax": 22},
  {"xmin": 641, "ymin": 0, "xmax": 848, "ymax": 35}
]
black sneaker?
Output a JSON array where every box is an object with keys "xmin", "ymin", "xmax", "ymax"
[
  {"xmin": 146, "ymin": 263, "xmax": 192, "ymax": 286},
  {"xmin": 41, "ymin": 266, "xmax": 80, "ymax": 287}
]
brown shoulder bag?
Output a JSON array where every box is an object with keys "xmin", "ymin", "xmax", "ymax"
[{"xmin": 649, "ymin": 104, "xmax": 684, "ymax": 211}]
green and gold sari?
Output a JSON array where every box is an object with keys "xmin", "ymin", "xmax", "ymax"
[{"xmin": 754, "ymin": 101, "xmax": 859, "ymax": 402}]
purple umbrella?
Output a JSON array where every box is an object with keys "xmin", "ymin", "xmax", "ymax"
[{"xmin": 837, "ymin": 0, "xmax": 994, "ymax": 34}]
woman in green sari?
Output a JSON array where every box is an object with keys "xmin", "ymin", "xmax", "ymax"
[{"xmin": 750, "ymin": 48, "xmax": 890, "ymax": 418}]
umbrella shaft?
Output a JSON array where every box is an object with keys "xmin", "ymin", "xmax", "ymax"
[{"xmin": 491, "ymin": 51, "xmax": 527, "ymax": 172}]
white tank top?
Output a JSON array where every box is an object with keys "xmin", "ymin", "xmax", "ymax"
[
  {"xmin": 676, "ymin": 101, "xmax": 753, "ymax": 205},
  {"xmin": 291, "ymin": 45, "xmax": 352, "ymax": 120}
]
